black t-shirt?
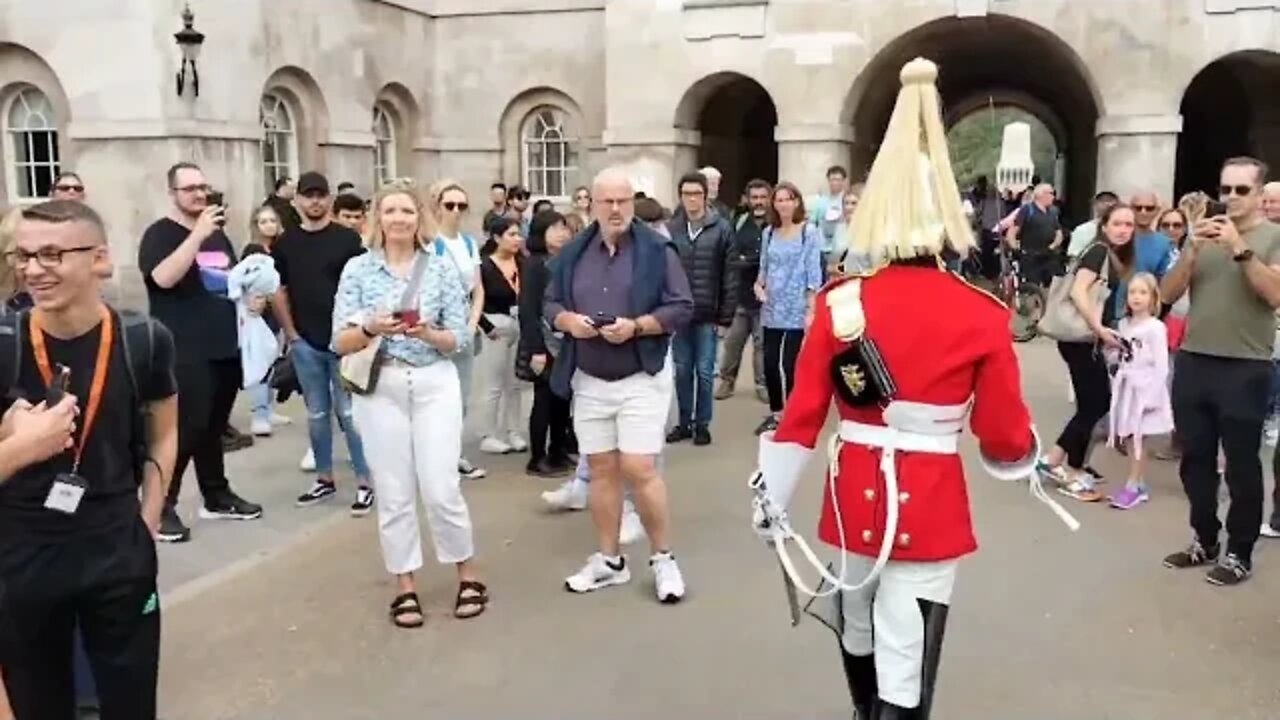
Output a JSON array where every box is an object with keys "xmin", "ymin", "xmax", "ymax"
[
  {"xmin": 1076, "ymin": 243, "xmax": 1122, "ymax": 329},
  {"xmin": 138, "ymin": 218, "xmax": 239, "ymax": 364},
  {"xmin": 0, "ymin": 311, "xmax": 177, "ymax": 540},
  {"xmin": 273, "ymin": 222, "xmax": 365, "ymax": 349},
  {"xmin": 1015, "ymin": 204, "xmax": 1061, "ymax": 253}
]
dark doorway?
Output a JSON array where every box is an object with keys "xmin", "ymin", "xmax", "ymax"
[
  {"xmin": 675, "ymin": 73, "xmax": 778, "ymax": 206},
  {"xmin": 1176, "ymin": 52, "xmax": 1280, "ymax": 199}
]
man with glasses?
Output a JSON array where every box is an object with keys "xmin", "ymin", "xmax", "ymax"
[
  {"xmin": 50, "ymin": 172, "xmax": 86, "ymax": 202},
  {"xmin": 272, "ymin": 172, "xmax": 375, "ymax": 515},
  {"xmin": 1160, "ymin": 156, "xmax": 1280, "ymax": 587},
  {"xmin": 138, "ymin": 162, "xmax": 262, "ymax": 543},
  {"xmin": 1004, "ymin": 182, "xmax": 1062, "ymax": 287}
]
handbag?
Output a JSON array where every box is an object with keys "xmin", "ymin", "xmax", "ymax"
[
  {"xmin": 1037, "ymin": 243, "xmax": 1110, "ymax": 343},
  {"xmin": 340, "ymin": 251, "xmax": 432, "ymax": 394}
]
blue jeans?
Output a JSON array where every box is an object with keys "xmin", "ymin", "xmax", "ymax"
[
  {"xmin": 247, "ymin": 381, "xmax": 272, "ymax": 424},
  {"xmin": 672, "ymin": 322, "xmax": 718, "ymax": 428},
  {"xmin": 290, "ymin": 339, "xmax": 370, "ymax": 480}
]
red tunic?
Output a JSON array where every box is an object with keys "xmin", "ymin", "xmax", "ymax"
[{"xmin": 772, "ymin": 264, "xmax": 1035, "ymax": 562}]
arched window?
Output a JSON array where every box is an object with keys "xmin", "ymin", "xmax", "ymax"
[
  {"xmin": 260, "ymin": 93, "xmax": 298, "ymax": 194},
  {"xmin": 5, "ymin": 87, "xmax": 60, "ymax": 200},
  {"xmin": 372, "ymin": 104, "xmax": 396, "ymax": 187},
  {"xmin": 522, "ymin": 107, "xmax": 578, "ymax": 198}
]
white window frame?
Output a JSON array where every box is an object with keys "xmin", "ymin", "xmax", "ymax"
[
  {"xmin": 4, "ymin": 87, "xmax": 61, "ymax": 203},
  {"xmin": 260, "ymin": 93, "xmax": 299, "ymax": 195},
  {"xmin": 372, "ymin": 104, "xmax": 397, "ymax": 188},
  {"xmin": 521, "ymin": 106, "xmax": 578, "ymax": 201}
]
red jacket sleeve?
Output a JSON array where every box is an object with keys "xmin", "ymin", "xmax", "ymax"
[
  {"xmin": 970, "ymin": 335, "xmax": 1036, "ymax": 463},
  {"xmin": 773, "ymin": 295, "xmax": 837, "ymax": 450}
]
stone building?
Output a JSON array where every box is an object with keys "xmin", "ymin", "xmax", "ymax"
[{"xmin": 1, "ymin": 0, "xmax": 1279, "ymax": 301}]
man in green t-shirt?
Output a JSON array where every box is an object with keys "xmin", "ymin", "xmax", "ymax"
[{"xmin": 1160, "ymin": 156, "xmax": 1280, "ymax": 587}]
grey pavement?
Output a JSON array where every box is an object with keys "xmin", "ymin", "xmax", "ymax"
[{"xmin": 157, "ymin": 342, "xmax": 1280, "ymax": 720}]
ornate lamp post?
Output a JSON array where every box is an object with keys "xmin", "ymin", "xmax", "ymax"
[{"xmin": 174, "ymin": 3, "xmax": 205, "ymax": 98}]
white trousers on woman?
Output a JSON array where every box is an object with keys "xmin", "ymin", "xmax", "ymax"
[
  {"xmin": 477, "ymin": 313, "xmax": 525, "ymax": 440},
  {"xmin": 351, "ymin": 361, "xmax": 475, "ymax": 575}
]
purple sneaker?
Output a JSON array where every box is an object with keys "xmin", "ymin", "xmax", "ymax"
[{"xmin": 1109, "ymin": 484, "xmax": 1149, "ymax": 510}]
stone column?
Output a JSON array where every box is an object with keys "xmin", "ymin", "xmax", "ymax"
[
  {"xmin": 1095, "ymin": 114, "xmax": 1183, "ymax": 203},
  {"xmin": 601, "ymin": 126, "xmax": 700, "ymax": 203},
  {"xmin": 775, "ymin": 124, "xmax": 854, "ymax": 186}
]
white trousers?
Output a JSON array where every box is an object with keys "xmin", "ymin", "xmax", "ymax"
[
  {"xmin": 477, "ymin": 313, "xmax": 525, "ymax": 439},
  {"xmin": 839, "ymin": 554, "xmax": 958, "ymax": 708},
  {"xmin": 351, "ymin": 361, "xmax": 475, "ymax": 575}
]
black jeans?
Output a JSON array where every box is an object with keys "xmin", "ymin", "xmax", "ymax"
[
  {"xmin": 1056, "ymin": 341, "xmax": 1110, "ymax": 468},
  {"xmin": 168, "ymin": 357, "xmax": 240, "ymax": 508},
  {"xmin": 763, "ymin": 328, "xmax": 804, "ymax": 414},
  {"xmin": 0, "ymin": 520, "xmax": 160, "ymax": 719},
  {"xmin": 1019, "ymin": 250, "xmax": 1056, "ymax": 288},
  {"xmin": 529, "ymin": 377, "xmax": 571, "ymax": 463},
  {"xmin": 1172, "ymin": 351, "xmax": 1271, "ymax": 562}
]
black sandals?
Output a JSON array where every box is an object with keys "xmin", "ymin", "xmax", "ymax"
[
  {"xmin": 454, "ymin": 581, "xmax": 489, "ymax": 619},
  {"xmin": 389, "ymin": 592, "xmax": 425, "ymax": 628}
]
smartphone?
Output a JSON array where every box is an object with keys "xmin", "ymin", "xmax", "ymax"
[
  {"xmin": 46, "ymin": 364, "xmax": 71, "ymax": 405},
  {"xmin": 393, "ymin": 309, "xmax": 421, "ymax": 326},
  {"xmin": 207, "ymin": 191, "xmax": 227, "ymax": 227},
  {"xmin": 591, "ymin": 312, "xmax": 617, "ymax": 327},
  {"xmin": 1206, "ymin": 199, "xmax": 1228, "ymax": 218}
]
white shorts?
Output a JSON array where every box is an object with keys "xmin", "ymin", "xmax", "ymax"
[{"xmin": 571, "ymin": 363, "xmax": 673, "ymax": 456}]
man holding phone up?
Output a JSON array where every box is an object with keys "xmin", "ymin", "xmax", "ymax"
[{"xmin": 1160, "ymin": 156, "xmax": 1280, "ymax": 587}]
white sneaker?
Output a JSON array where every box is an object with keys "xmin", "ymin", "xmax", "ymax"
[
  {"xmin": 619, "ymin": 501, "xmax": 646, "ymax": 545},
  {"xmin": 479, "ymin": 436, "xmax": 513, "ymax": 454},
  {"xmin": 565, "ymin": 553, "xmax": 631, "ymax": 594},
  {"xmin": 458, "ymin": 457, "xmax": 487, "ymax": 480},
  {"xmin": 250, "ymin": 418, "xmax": 273, "ymax": 437},
  {"xmin": 650, "ymin": 552, "xmax": 686, "ymax": 604},
  {"xmin": 1266, "ymin": 427, "xmax": 1278, "ymax": 447},
  {"xmin": 299, "ymin": 448, "xmax": 316, "ymax": 472},
  {"xmin": 541, "ymin": 478, "xmax": 588, "ymax": 511},
  {"xmin": 507, "ymin": 432, "xmax": 529, "ymax": 453},
  {"xmin": 1261, "ymin": 523, "xmax": 1280, "ymax": 539},
  {"xmin": 270, "ymin": 413, "xmax": 293, "ymax": 426}
]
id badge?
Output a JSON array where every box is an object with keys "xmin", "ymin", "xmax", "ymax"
[
  {"xmin": 44, "ymin": 473, "xmax": 87, "ymax": 515},
  {"xmin": 509, "ymin": 305, "xmax": 519, "ymax": 319}
]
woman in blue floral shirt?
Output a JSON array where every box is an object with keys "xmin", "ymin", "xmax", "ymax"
[
  {"xmin": 752, "ymin": 181, "xmax": 824, "ymax": 435},
  {"xmin": 332, "ymin": 182, "xmax": 489, "ymax": 627}
]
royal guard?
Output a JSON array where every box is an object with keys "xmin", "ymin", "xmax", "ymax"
[{"xmin": 750, "ymin": 58, "xmax": 1075, "ymax": 720}]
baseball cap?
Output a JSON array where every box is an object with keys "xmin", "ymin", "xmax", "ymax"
[{"xmin": 297, "ymin": 171, "xmax": 330, "ymax": 196}]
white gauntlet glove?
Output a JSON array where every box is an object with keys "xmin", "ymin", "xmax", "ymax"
[{"xmin": 749, "ymin": 432, "xmax": 816, "ymax": 541}]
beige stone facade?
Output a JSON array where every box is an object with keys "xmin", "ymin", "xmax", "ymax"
[{"xmin": 2, "ymin": 0, "xmax": 1280, "ymax": 303}]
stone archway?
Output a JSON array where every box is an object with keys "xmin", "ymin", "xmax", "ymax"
[
  {"xmin": 842, "ymin": 14, "xmax": 1101, "ymax": 221},
  {"xmin": 674, "ymin": 72, "xmax": 778, "ymax": 205},
  {"xmin": 1175, "ymin": 51, "xmax": 1280, "ymax": 198}
]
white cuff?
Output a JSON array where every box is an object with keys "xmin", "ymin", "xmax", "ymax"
[
  {"xmin": 758, "ymin": 432, "xmax": 816, "ymax": 509},
  {"xmin": 980, "ymin": 426, "xmax": 1042, "ymax": 482}
]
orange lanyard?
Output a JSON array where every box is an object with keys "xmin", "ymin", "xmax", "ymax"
[{"xmin": 29, "ymin": 306, "xmax": 113, "ymax": 473}]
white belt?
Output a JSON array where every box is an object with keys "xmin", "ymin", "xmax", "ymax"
[{"xmin": 838, "ymin": 421, "xmax": 959, "ymax": 455}]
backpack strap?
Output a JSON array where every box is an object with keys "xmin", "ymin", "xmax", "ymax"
[
  {"xmin": 0, "ymin": 311, "xmax": 25, "ymax": 401},
  {"xmin": 116, "ymin": 310, "xmax": 155, "ymax": 404},
  {"xmin": 463, "ymin": 234, "xmax": 477, "ymax": 257}
]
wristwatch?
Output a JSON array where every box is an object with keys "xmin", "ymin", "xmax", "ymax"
[
  {"xmin": 360, "ymin": 324, "xmax": 376, "ymax": 338},
  {"xmin": 1234, "ymin": 248, "xmax": 1255, "ymax": 263}
]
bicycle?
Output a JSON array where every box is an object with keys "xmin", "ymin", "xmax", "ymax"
[{"xmin": 998, "ymin": 248, "xmax": 1046, "ymax": 343}]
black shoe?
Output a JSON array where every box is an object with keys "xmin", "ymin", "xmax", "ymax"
[
  {"xmin": 1162, "ymin": 539, "xmax": 1219, "ymax": 569},
  {"xmin": 222, "ymin": 426, "xmax": 254, "ymax": 453},
  {"xmin": 156, "ymin": 506, "xmax": 191, "ymax": 543},
  {"xmin": 754, "ymin": 415, "xmax": 779, "ymax": 436},
  {"xmin": 199, "ymin": 490, "xmax": 263, "ymax": 521},
  {"xmin": 693, "ymin": 425, "xmax": 712, "ymax": 446},
  {"xmin": 666, "ymin": 425, "xmax": 693, "ymax": 443},
  {"xmin": 547, "ymin": 454, "xmax": 575, "ymax": 473},
  {"xmin": 1205, "ymin": 552, "xmax": 1252, "ymax": 586},
  {"xmin": 527, "ymin": 458, "xmax": 572, "ymax": 478},
  {"xmin": 296, "ymin": 479, "xmax": 337, "ymax": 507},
  {"xmin": 350, "ymin": 486, "xmax": 375, "ymax": 517},
  {"xmin": 841, "ymin": 652, "xmax": 877, "ymax": 720}
]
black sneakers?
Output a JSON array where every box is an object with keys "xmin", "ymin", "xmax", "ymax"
[
  {"xmin": 157, "ymin": 506, "xmax": 191, "ymax": 543},
  {"xmin": 199, "ymin": 490, "xmax": 263, "ymax": 520},
  {"xmin": 693, "ymin": 425, "xmax": 712, "ymax": 446},
  {"xmin": 1162, "ymin": 540, "xmax": 1219, "ymax": 569},
  {"xmin": 296, "ymin": 480, "xmax": 337, "ymax": 507},
  {"xmin": 666, "ymin": 425, "xmax": 693, "ymax": 443},
  {"xmin": 1163, "ymin": 541, "xmax": 1253, "ymax": 586},
  {"xmin": 1205, "ymin": 553, "xmax": 1252, "ymax": 586}
]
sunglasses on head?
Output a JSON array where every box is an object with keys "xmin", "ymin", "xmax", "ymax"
[
  {"xmin": 1220, "ymin": 184, "xmax": 1254, "ymax": 197},
  {"xmin": 442, "ymin": 201, "xmax": 469, "ymax": 212}
]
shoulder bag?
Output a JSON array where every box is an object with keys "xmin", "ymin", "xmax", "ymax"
[
  {"xmin": 340, "ymin": 251, "xmax": 431, "ymax": 395},
  {"xmin": 1037, "ymin": 243, "xmax": 1110, "ymax": 343}
]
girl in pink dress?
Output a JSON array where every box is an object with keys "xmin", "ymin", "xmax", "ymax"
[{"xmin": 1107, "ymin": 272, "xmax": 1175, "ymax": 509}]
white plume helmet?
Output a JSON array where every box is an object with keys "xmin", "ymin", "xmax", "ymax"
[{"xmin": 847, "ymin": 58, "xmax": 976, "ymax": 266}]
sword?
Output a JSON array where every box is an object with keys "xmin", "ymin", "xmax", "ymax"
[
  {"xmin": 773, "ymin": 541, "xmax": 802, "ymax": 626},
  {"xmin": 751, "ymin": 472, "xmax": 802, "ymax": 627}
]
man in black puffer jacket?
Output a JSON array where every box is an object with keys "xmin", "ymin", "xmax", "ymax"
[{"xmin": 667, "ymin": 171, "xmax": 737, "ymax": 446}]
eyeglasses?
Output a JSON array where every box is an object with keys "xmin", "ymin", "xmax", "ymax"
[
  {"xmin": 1220, "ymin": 184, "xmax": 1255, "ymax": 197},
  {"xmin": 5, "ymin": 246, "xmax": 98, "ymax": 268},
  {"xmin": 172, "ymin": 184, "xmax": 210, "ymax": 194},
  {"xmin": 442, "ymin": 201, "xmax": 469, "ymax": 212},
  {"xmin": 1132, "ymin": 204, "xmax": 1157, "ymax": 212},
  {"xmin": 54, "ymin": 184, "xmax": 85, "ymax": 193},
  {"xmin": 1158, "ymin": 221, "xmax": 1185, "ymax": 230},
  {"xmin": 510, "ymin": 193, "xmax": 530, "ymax": 201}
]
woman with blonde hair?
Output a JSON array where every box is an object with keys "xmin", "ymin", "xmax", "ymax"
[
  {"xmin": 0, "ymin": 208, "xmax": 32, "ymax": 313},
  {"xmin": 332, "ymin": 181, "xmax": 488, "ymax": 626}
]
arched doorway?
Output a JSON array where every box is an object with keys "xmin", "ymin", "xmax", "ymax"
[
  {"xmin": 842, "ymin": 15, "xmax": 1101, "ymax": 222},
  {"xmin": 1176, "ymin": 51, "xmax": 1280, "ymax": 198},
  {"xmin": 947, "ymin": 105, "xmax": 1061, "ymax": 191},
  {"xmin": 674, "ymin": 72, "xmax": 778, "ymax": 206}
]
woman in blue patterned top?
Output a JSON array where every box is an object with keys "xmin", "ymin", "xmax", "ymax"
[{"xmin": 332, "ymin": 182, "xmax": 489, "ymax": 627}]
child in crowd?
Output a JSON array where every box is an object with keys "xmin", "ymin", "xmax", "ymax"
[{"xmin": 1105, "ymin": 272, "xmax": 1174, "ymax": 509}]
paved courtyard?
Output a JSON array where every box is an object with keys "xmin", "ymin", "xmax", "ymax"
[{"xmin": 156, "ymin": 341, "xmax": 1280, "ymax": 720}]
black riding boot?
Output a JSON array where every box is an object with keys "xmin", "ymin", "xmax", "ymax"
[
  {"xmin": 841, "ymin": 651, "xmax": 877, "ymax": 719},
  {"xmin": 871, "ymin": 599, "xmax": 950, "ymax": 720}
]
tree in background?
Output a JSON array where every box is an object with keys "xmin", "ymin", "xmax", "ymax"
[{"xmin": 948, "ymin": 106, "xmax": 1057, "ymax": 190}]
